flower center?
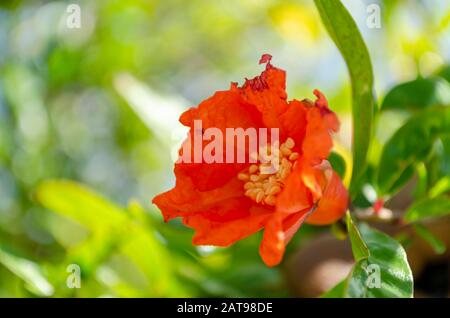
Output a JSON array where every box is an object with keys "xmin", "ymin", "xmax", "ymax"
[{"xmin": 237, "ymin": 137, "xmax": 299, "ymax": 206}]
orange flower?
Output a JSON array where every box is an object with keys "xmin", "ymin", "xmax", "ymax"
[{"xmin": 153, "ymin": 55, "xmax": 348, "ymax": 266}]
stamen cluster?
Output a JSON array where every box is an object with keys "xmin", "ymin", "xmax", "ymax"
[{"xmin": 237, "ymin": 138, "xmax": 299, "ymax": 206}]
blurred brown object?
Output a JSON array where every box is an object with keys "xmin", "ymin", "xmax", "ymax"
[{"xmin": 285, "ymin": 234, "xmax": 353, "ymax": 297}]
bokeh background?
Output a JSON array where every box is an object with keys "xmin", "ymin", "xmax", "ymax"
[{"xmin": 0, "ymin": 0, "xmax": 449, "ymax": 297}]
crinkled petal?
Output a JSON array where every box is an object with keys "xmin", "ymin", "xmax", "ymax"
[
  {"xmin": 301, "ymin": 90, "xmax": 339, "ymax": 160},
  {"xmin": 235, "ymin": 57, "xmax": 289, "ymax": 130},
  {"xmin": 178, "ymin": 89, "xmax": 265, "ymax": 191}
]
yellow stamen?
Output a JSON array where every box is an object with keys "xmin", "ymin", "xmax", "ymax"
[
  {"xmin": 238, "ymin": 173, "xmax": 249, "ymax": 181},
  {"xmin": 289, "ymin": 152, "xmax": 299, "ymax": 161},
  {"xmin": 249, "ymin": 164, "xmax": 258, "ymax": 174},
  {"xmin": 264, "ymin": 195, "xmax": 276, "ymax": 206},
  {"xmin": 255, "ymin": 190, "xmax": 265, "ymax": 203},
  {"xmin": 239, "ymin": 137, "xmax": 299, "ymax": 206},
  {"xmin": 285, "ymin": 137, "xmax": 295, "ymax": 149},
  {"xmin": 244, "ymin": 182, "xmax": 254, "ymax": 190},
  {"xmin": 281, "ymin": 146, "xmax": 292, "ymax": 156}
]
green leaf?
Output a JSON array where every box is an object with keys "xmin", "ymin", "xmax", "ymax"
[
  {"xmin": 437, "ymin": 65, "xmax": 450, "ymax": 84},
  {"xmin": 0, "ymin": 248, "xmax": 54, "ymax": 296},
  {"xmin": 381, "ymin": 77, "xmax": 450, "ymax": 111},
  {"xmin": 377, "ymin": 107, "xmax": 450, "ymax": 194},
  {"xmin": 426, "ymin": 136, "xmax": 450, "ymax": 187},
  {"xmin": 35, "ymin": 179, "xmax": 127, "ymax": 231},
  {"xmin": 346, "ymin": 224, "xmax": 413, "ymax": 298},
  {"xmin": 404, "ymin": 196, "xmax": 450, "ymax": 222},
  {"xmin": 413, "ymin": 224, "xmax": 446, "ymax": 254},
  {"xmin": 346, "ymin": 212, "xmax": 369, "ymax": 262},
  {"xmin": 314, "ymin": 0, "xmax": 375, "ymax": 196},
  {"xmin": 322, "ymin": 223, "xmax": 413, "ymax": 298},
  {"xmin": 429, "ymin": 176, "xmax": 450, "ymax": 198},
  {"xmin": 119, "ymin": 227, "xmax": 186, "ymax": 297},
  {"xmin": 321, "ymin": 279, "xmax": 346, "ymax": 298},
  {"xmin": 35, "ymin": 180, "xmax": 188, "ymax": 296},
  {"xmin": 328, "ymin": 151, "xmax": 346, "ymax": 179}
]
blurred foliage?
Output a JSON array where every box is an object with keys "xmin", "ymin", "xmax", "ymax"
[{"xmin": 0, "ymin": 0, "xmax": 449, "ymax": 297}]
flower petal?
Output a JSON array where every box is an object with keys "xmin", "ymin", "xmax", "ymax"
[
  {"xmin": 301, "ymin": 90, "xmax": 339, "ymax": 160},
  {"xmin": 184, "ymin": 205, "xmax": 272, "ymax": 247},
  {"xmin": 259, "ymin": 209, "xmax": 312, "ymax": 267},
  {"xmin": 305, "ymin": 171, "xmax": 348, "ymax": 225},
  {"xmin": 152, "ymin": 56, "xmax": 349, "ymax": 268},
  {"xmin": 152, "ymin": 167, "xmax": 246, "ymax": 222},
  {"xmin": 275, "ymin": 164, "xmax": 313, "ymax": 214},
  {"xmin": 178, "ymin": 89, "xmax": 265, "ymax": 191},
  {"xmin": 299, "ymin": 159, "xmax": 330, "ymax": 202},
  {"xmin": 236, "ymin": 59, "xmax": 289, "ymax": 130},
  {"xmin": 278, "ymin": 99, "xmax": 308, "ymax": 151}
]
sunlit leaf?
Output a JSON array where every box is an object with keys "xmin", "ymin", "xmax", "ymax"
[
  {"xmin": 429, "ymin": 176, "xmax": 450, "ymax": 198},
  {"xmin": 377, "ymin": 107, "xmax": 450, "ymax": 194},
  {"xmin": 0, "ymin": 248, "xmax": 54, "ymax": 297},
  {"xmin": 314, "ymin": 0, "xmax": 375, "ymax": 196},
  {"xmin": 438, "ymin": 65, "xmax": 450, "ymax": 83},
  {"xmin": 346, "ymin": 212, "xmax": 369, "ymax": 262},
  {"xmin": 35, "ymin": 180, "xmax": 192, "ymax": 295},
  {"xmin": 113, "ymin": 73, "xmax": 188, "ymax": 144},
  {"xmin": 387, "ymin": 165, "xmax": 415, "ymax": 196},
  {"xmin": 35, "ymin": 179, "xmax": 128, "ymax": 231},
  {"xmin": 426, "ymin": 136, "xmax": 450, "ymax": 188},
  {"xmin": 404, "ymin": 196, "xmax": 450, "ymax": 222},
  {"xmin": 381, "ymin": 77, "xmax": 450, "ymax": 111},
  {"xmin": 322, "ymin": 223, "xmax": 413, "ymax": 298},
  {"xmin": 413, "ymin": 224, "xmax": 446, "ymax": 254},
  {"xmin": 346, "ymin": 224, "xmax": 413, "ymax": 298},
  {"xmin": 119, "ymin": 227, "xmax": 186, "ymax": 297}
]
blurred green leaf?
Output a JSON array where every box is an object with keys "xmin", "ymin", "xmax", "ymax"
[
  {"xmin": 35, "ymin": 180, "xmax": 128, "ymax": 231},
  {"xmin": 0, "ymin": 248, "xmax": 54, "ymax": 297},
  {"xmin": 381, "ymin": 77, "xmax": 450, "ymax": 111},
  {"xmin": 321, "ymin": 279, "xmax": 346, "ymax": 298},
  {"xmin": 328, "ymin": 151, "xmax": 346, "ymax": 179},
  {"xmin": 35, "ymin": 179, "xmax": 190, "ymax": 297},
  {"xmin": 438, "ymin": 65, "xmax": 450, "ymax": 83},
  {"xmin": 119, "ymin": 227, "xmax": 185, "ymax": 297},
  {"xmin": 346, "ymin": 212, "xmax": 369, "ymax": 262},
  {"xmin": 388, "ymin": 165, "xmax": 416, "ymax": 195},
  {"xmin": 314, "ymin": 0, "xmax": 375, "ymax": 196},
  {"xmin": 404, "ymin": 196, "xmax": 450, "ymax": 222},
  {"xmin": 429, "ymin": 176, "xmax": 450, "ymax": 198},
  {"xmin": 377, "ymin": 107, "xmax": 450, "ymax": 194},
  {"xmin": 425, "ymin": 136, "xmax": 450, "ymax": 189},
  {"xmin": 413, "ymin": 224, "xmax": 446, "ymax": 254}
]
